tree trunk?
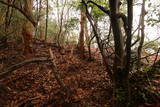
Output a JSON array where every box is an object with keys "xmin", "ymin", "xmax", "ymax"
[
  {"xmin": 45, "ymin": 0, "xmax": 48, "ymax": 41},
  {"xmin": 38, "ymin": 0, "xmax": 44, "ymax": 40},
  {"xmin": 109, "ymin": 0, "xmax": 130, "ymax": 106},
  {"xmin": 39, "ymin": 19, "xmax": 45, "ymax": 40},
  {"xmin": 56, "ymin": 0, "xmax": 67, "ymax": 46},
  {"xmin": 85, "ymin": 16, "xmax": 89, "ymax": 46},
  {"xmin": 82, "ymin": 0, "xmax": 133, "ymax": 106},
  {"xmin": 78, "ymin": 9, "xmax": 86, "ymax": 58},
  {"xmin": 88, "ymin": 20, "xmax": 97, "ymax": 60},
  {"xmin": 84, "ymin": 15, "xmax": 91, "ymax": 59},
  {"xmin": 137, "ymin": 0, "xmax": 146, "ymax": 68},
  {"xmin": 22, "ymin": 0, "xmax": 33, "ymax": 55},
  {"xmin": 35, "ymin": 0, "xmax": 41, "ymax": 38}
]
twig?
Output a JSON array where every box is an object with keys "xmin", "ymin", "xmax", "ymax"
[{"xmin": 143, "ymin": 37, "xmax": 160, "ymax": 48}]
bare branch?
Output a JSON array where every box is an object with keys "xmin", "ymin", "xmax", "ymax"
[
  {"xmin": 143, "ymin": 36, "xmax": 160, "ymax": 47},
  {"xmin": 0, "ymin": 0, "xmax": 37, "ymax": 27},
  {"xmin": 87, "ymin": 0, "xmax": 110, "ymax": 16}
]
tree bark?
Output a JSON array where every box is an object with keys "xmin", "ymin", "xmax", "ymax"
[
  {"xmin": 82, "ymin": 0, "xmax": 133, "ymax": 106},
  {"xmin": 78, "ymin": 8, "xmax": 86, "ymax": 58},
  {"xmin": 137, "ymin": 0, "xmax": 146, "ymax": 68},
  {"xmin": 109, "ymin": 0, "xmax": 130, "ymax": 107},
  {"xmin": 38, "ymin": 0, "xmax": 44, "ymax": 40},
  {"xmin": 22, "ymin": 0, "xmax": 34, "ymax": 55},
  {"xmin": 45, "ymin": 0, "xmax": 49, "ymax": 41}
]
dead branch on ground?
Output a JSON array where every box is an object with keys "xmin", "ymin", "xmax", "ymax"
[
  {"xmin": 0, "ymin": 57, "xmax": 53, "ymax": 77},
  {"xmin": 49, "ymin": 48, "xmax": 73, "ymax": 100}
]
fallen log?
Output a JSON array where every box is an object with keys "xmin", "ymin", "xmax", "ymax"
[{"xmin": 0, "ymin": 57, "xmax": 53, "ymax": 76}]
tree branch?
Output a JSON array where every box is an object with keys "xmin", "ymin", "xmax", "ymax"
[
  {"xmin": 81, "ymin": 0, "xmax": 113, "ymax": 77},
  {"xmin": 117, "ymin": 13, "xmax": 128, "ymax": 35},
  {"xmin": 87, "ymin": 0, "xmax": 110, "ymax": 16},
  {"xmin": 0, "ymin": 0, "xmax": 36, "ymax": 27},
  {"xmin": 131, "ymin": 52, "xmax": 160, "ymax": 63}
]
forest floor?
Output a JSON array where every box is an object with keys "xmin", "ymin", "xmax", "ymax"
[{"xmin": 0, "ymin": 39, "xmax": 160, "ymax": 107}]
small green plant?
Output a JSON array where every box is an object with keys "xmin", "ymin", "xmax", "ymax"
[
  {"xmin": 116, "ymin": 88, "xmax": 125, "ymax": 101},
  {"xmin": 141, "ymin": 66, "xmax": 151, "ymax": 73},
  {"xmin": 138, "ymin": 90, "xmax": 148, "ymax": 102}
]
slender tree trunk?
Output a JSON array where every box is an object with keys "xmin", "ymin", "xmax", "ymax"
[
  {"xmin": 35, "ymin": 0, "xmax": 39, "ymax": 38},
  {"xmin": 5, "ymin": 0, "xmax": 10, "ymax": 32},
  {"xmin": 45, "ymin": 0, "xmax": 48, "ymax": 41},
  {"xmin": 137, "ymin": 0, "xmax": 146, "ymax": 68},
  {"xmin": 84, "ymin": 14, "xmax": 90, "ymax": 59},
  {"xmin": 57, "ymin": 0, "xmax": 67, "ymax": 45},
  {"xmin": 85, "ymin": 16, "xmax": 89, "ymax": 46},
  {"xmin": 4, "ymin": 0, "xmax": 15, "ymax": 34},
  {"xmin": 78, "ymin": 8, "xmax": 86, "ymax": 58},
  {"xmin": 88, "ymin": 20, "xmax": 97, "ymax": 60},
  {"xmin": 123, "ymin": 0, "xmax": 133, "ymax": 105},
  {"xmin": 3, "ymin": 0, "xmax": 11, "ymax": 48},
  {"xmin": 38, "ymin": 0, "xmax": 44, "ymax": 40}
]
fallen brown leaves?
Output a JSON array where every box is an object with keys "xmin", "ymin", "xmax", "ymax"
[
  {"xmin": 0, "ymin": 39, "xmax": 111, "ymax": 106},
  {"xmin": 0, "ymin": 39, "xmax": 159, "ymax": 107}
]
